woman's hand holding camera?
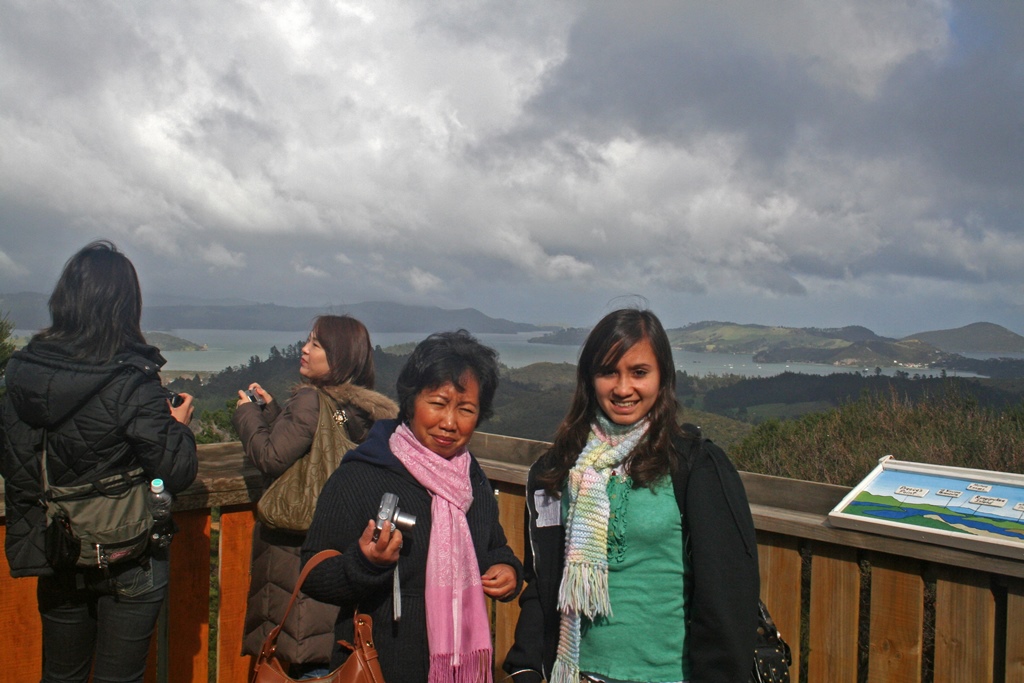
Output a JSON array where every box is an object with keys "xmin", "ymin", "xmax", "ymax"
[
  {"xmin": 359, "ymin": 519, "xmax": 403, "ymax": 566},
  {"xmin": 481, "ymin": 563, "xmax": 517, "ymax": 599},
  {"xmin": 235, "ymin": 383, "xmax": 272, "ymax": 408},
  {"xmin": 168, "ymin": 392, "xmax": 194, "ymax": 425}
]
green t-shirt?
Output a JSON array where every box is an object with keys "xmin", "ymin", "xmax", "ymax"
[{"xmin": 575, "ymin": 475, "xmax": 690, "ymax": 682}]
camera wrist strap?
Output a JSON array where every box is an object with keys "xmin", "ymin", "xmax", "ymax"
[{"xmin": 393, "ymin": 562, "xmax": 402, "ymax": 622}]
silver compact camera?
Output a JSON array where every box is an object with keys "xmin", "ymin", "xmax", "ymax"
[
  {"xmin": 245, "ymin": 387, "xmax": 266, "ymax": 406},
  {"xmin": 372, "ymin": 492, "xmax": 417, "ymax": 541}
]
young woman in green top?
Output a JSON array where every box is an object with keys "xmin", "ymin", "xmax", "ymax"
[{"xmin": 504, "ymin": 308, "xmax": 760, "ymax": 683}]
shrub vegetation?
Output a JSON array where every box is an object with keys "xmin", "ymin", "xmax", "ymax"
[{"xmin": 730, "ymin": 387, "xmax": 1024, "ymax": 486}]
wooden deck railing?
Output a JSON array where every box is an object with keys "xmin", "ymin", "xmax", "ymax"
[{"xmin": 2, "ymin": 434, "xmax": 1023, "ymax": 683}]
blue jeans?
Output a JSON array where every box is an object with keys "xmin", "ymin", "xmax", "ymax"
[
  {"xmin": 294, "ymin": 664, "xmax": 332, "ymax": 679},
  {"xmin": 37, "ymin": 552, "xmax": 169, "ymax": 683}
]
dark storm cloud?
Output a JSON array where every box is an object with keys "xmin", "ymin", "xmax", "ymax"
[
  {"xmin": 510, "ymin": 1, "xmax": 1024, "ymax": 298},
  {"xmin": 1, "ymin": 1, "xmax": 1023, "ymax": 335},
  {"xmin": 524, "ymin": 3, "xmax": 819, "ymax": 158}
]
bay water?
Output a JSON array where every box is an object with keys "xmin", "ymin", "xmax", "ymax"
[{"xmin": 149, "ymin": 329, "xmax": 977, "ymax": 379}]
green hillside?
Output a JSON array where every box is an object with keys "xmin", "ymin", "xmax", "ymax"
[
  {"xmin": 527, "ymin": 328, "xmax": 589, "ymax": 346},
  {"xmin": 147, "ymin": 331, "xmax": 207, "ymax": 352},
  {"xmin": 729, "ymin": 389, "xmax": 1024, "ymax": 486},
  {"xmin": 530, "ymin": 321, "xmax": 885, "ymax": 354},
  {"xmin": 752, "ymin": 338, "xmax": 951, "ymax": 367},
  {"xmin": 905, "ymin": 322, "xmax": 1024, "ymax": 354},
  {"xmin": 669, "ymin": 322, "xmax": 857, "ymax": 354}
]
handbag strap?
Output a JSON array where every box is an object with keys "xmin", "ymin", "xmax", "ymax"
[
  {"xmin": 39, "ymin": 432, "xmax": 54, "ymax": 502},
  {"xmin": 258, "ymin": 549, "xmax": 342, "ymax": 659},
  {"xmin": 37, "ymin": 366, "xmax": 150, "ymax": 497},
  {"xmin": 315, "ymin": 387, "xmax": 347, "ymax": 429},
  {"xmin": 40, "ymin": 432, "xmax": 146, "ymax": 503},
  {"xmin": 340, "ymin": 612, "xmax": 380, "ymax": 660}
]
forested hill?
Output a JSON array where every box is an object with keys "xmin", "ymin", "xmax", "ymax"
[
  {"xmin": 529, "ymin": 321, "xmax": 1024, "ymax": 377},
  {"xmin": 168, "ymin": 342, "xmax": 1024, "ymax": 451},
  {"xmin": 699, "ymin": 371, "xmax": 1021, "ymax": 415},
  {"xmin": 904, "ymin": 322, "xmax": 1024, "ymax": 354},
  {"xmin": 530, "ymin": 320, "xmax": 1024, "ymax": 355},
  {"xmin": 166, "ymin": 343, "xmax": 578, "ymax": 445}
]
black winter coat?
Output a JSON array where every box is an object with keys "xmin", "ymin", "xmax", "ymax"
[
  {"xmin": 503, "ymin": 436, "xmax": 760, "ymax": 683},
  {"xmin": 1, "ymin": 340, "xmax": 198, "ymax": 577},
  {"xmin": 301, "ymin": 419, "xmax": 523, "ymax": 683}
]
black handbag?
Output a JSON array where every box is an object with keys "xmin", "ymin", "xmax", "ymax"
[{"xmin": 751, "ymin": 599, "xmax": 792, "ymax": 683}]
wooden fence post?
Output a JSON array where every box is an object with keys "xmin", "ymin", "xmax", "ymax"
[
  {"xmin": 867, "ymin": 553, "xmax": 923, "ymax": 683},
  {"xmin": 933, "ymin": 566, "xmax": 995, "ymax": 683},
  {"xmin": 808, "ymin": 542, "xmax": 860, "ymax": 683}
]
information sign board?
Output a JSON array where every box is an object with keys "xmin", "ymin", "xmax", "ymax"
[{"xmin": 828, "ymin": 456, "xmax": 1024, "ymax": 560}]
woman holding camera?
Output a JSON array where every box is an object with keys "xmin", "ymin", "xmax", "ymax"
[
  {"xmin": 233, "ymin": 314, "xmax": 398, "ymax": 677},
  {"xmin": 302, "ymin": 330, "xmax": 523, "ymax": 683},
  {"xmin": 1, "ymin": 240, "xmax": 198, "ymax": 682},
  {"xmin": 502, "ymin": 309, "xmax": 760, "ymax": 683}
]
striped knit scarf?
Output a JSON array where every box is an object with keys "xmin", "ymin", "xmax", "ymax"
[{"xmin": 550, "ymin": 413, "xmax": 650, "ymax": 683}]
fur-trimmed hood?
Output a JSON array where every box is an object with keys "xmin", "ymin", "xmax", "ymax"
[{"xmin": 318, "ymin": 382, "xmax": 399, "ymax": 422}]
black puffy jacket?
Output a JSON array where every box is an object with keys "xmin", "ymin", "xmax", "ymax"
[{"xmin": 1, "ymin": 340, "xmax": 198, "ymax": 577}]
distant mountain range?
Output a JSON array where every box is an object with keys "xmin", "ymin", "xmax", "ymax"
[
  {"xmin": 0, "ymin": 293, "xmax": 543, "ymax": 334},
  {"xmin": 531, "ymin": 321, "xmax": 1024, "ymax": 354},
  {"xmin": 4, "ymin": 291, "xmax": 1022, "ymax": 361},
  {"xmin": 529, "ymin": 320, "xmax": 1024, "ymax": 377}
]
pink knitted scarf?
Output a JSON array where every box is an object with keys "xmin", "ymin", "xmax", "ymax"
[{"xmin": 389, "ymin": 423, "xmax": 493, "ymax": 683}]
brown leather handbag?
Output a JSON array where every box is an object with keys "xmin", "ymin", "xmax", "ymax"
[{"xmin": 251, "ymin": 550, "xmax": 385, "ymax": 683}]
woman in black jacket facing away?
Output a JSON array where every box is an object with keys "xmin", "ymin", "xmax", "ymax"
[{"xmin": 1, "ymin": 241, "xmax": 198, "ymax": 683}]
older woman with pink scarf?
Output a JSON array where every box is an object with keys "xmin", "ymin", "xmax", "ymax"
[{"xmin": 302, "ymin": 330, "xmax": 523, "ymax": 683}]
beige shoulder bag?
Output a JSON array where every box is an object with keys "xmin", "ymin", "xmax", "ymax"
[{"xmin": 256, "ymin": 389, "xmax": 354, "ymax": 533}]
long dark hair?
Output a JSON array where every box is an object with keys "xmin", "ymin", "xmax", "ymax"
[
  {"xmin": 308, "ymin": 315, "xmax": 375, "ymax": 389},
  {"xmin": 536, "ymin": 308, "xmax": 683, "ymax": 494},
  {"xmin": 34, "ymin": 240, "xmax": 145, "ymax": 362}
]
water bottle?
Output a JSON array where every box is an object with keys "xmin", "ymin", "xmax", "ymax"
[{"xmin": 149, "ymin": 478, "xmax": 174, "ymax": 548}]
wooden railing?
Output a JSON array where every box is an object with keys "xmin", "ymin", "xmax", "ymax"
[{"xmin": 2, "ymin": 434, "xmax": 1023, "ymax": 683}]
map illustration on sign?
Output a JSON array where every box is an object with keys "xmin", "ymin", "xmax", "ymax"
[{"xmin": 828, "ymin": 456, "xmax": 1024, "ymax": 560}]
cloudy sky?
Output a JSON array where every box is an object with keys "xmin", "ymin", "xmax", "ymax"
[{"xmin": 2, "ymin": 1, "xmax": 1023, "ymax": 336}]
